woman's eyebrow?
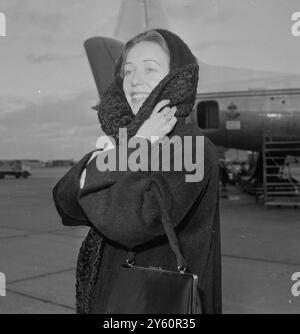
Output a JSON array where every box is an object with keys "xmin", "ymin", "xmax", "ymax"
[
  {"xmin": 124, "ymin": 60, "xmax": 160, "ymax": 66},
  {"xmin": 143, "ymin": 59, "xmax": 160, "ymax": 65}
]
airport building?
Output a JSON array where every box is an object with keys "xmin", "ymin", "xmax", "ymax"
[{"xmin": 45, "ymin": 160, "xmax": 76, "ymax": 167}]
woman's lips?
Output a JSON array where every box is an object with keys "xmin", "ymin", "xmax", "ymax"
[
  {"xmin": 131, "ymin": 93, "xmax": 149, "ymax": 101},
  {"xmin": 130, "ymin": 93, "xmax": 150, "ymax": 113}
]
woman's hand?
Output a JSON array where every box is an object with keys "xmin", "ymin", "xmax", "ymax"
[{"xmin": 136, "ymin": 100, "xmax": 177, "ymax": 143}]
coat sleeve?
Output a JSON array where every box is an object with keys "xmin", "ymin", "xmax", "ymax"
[
  {"xmin": 52, "ymin": 151, "xmax": 96, "ymax": 227},
  {"xmin": 77, "ymin": 136, "xmax": 217, "ymax": 249}
]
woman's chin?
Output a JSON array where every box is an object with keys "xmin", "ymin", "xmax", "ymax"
[{"xmin": 131, "ymin": 100, "xmax": 145, "ymax": 115}]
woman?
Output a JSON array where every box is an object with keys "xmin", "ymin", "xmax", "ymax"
[{"xmin": 53, "ymin": 29, "xmax": 222, "ymax": 314}]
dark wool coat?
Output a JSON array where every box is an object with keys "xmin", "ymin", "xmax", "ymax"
[{"xmin": 52, "ymin": 29, "xmax": 222, "ymax": 314}]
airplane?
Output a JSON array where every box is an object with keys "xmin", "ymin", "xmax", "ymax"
[{"xmin": 83, "ymin": 0, "xmax": 300, "ymax": 205}]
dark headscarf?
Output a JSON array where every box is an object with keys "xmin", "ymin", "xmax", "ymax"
[{"xmin": 97, "ymin": 29, "xmax": 199, "ymax": 144}]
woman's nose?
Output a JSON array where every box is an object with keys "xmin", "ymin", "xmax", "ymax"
[{"xmin": 130, "ymin": 70, "xmax": 143, "ymax": 86}]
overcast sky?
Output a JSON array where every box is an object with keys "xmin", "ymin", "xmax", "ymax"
[{"xmin": 0, "ymin": 0, "xmax": 299, "ymax": 160}]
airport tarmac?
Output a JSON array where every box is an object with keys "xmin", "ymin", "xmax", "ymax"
[{"xmin": 0, "ymin": 167, "xmax": 300, "ymax": 314}]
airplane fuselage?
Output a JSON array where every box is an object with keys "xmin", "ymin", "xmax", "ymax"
[{"xmin": 191, "ymin": 88, "xmax": 300, "ymax": 151}]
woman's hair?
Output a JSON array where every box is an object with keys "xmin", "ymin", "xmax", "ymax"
[{"xmin": 120, "ymin": 29, "xmax": 170, "ymax": 78}]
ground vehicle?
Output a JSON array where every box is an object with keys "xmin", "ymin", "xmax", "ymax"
[{"xmin": 0, "ymin": 160, "xmax": 31, "ymax": 179}]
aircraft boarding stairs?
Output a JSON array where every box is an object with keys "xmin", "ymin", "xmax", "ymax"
[{"xmin": 262, "ymin": 135, "xmax": 300, "ymax": 207}]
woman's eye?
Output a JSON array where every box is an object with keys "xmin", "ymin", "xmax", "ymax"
[
  {"xmin": 145, "ymin": 67, "xmax": 156, "ymax": 73},
  {"xmin": 124, "ymin": 69, "xmax": 132, "ymax": 76}
]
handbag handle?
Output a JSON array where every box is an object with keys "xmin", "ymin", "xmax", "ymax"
[{"xmin": 127, "ymin": 176, "xmax": 188, "ymax": 273}]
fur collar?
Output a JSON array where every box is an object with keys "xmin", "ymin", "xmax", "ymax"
[{"xmin": 98, "ymin": 64, "xmax": 199, "ymax": 144}]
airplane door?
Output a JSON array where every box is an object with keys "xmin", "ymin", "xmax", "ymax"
[
  {"xmin": 196, "ymin": 100, "xmax": 228, "ymax": 146},
  {"xmin": 262, "ymin": 94, "xmax": 296, "ymax": 138}
]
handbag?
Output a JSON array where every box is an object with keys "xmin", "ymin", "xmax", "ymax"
[
  {"xmin": 104, "ymin": 260, "xmax": 202, "ymax": 314},
  {"xmin": 105, "ymin": 186, "xmax": 202, "ymax": 314}
]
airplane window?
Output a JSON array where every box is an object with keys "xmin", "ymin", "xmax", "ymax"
[{"xmin": 197, "ymin": 101, "xmax": 219, "ymax": 129}]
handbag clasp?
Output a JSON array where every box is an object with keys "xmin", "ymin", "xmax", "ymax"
[
  {"xmin": 178, "ymin": 266, "xmax": 187, "ymax": 274},
  {"xmin": 126, "ymin": 259, "xmax": 135, "ymax": 266}
]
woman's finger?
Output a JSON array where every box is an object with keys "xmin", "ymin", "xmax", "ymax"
[
  {"xmin": 153, "ymin": 99, "xmax": 170, "ymax": 114},
  {"xmin": 164, "ymin": 107, "xmax": 177, "ymax": 120},
  {"xmin": 163, "ymin": 116, "xmax": 177, "ymax": 133},
  {"xmin": 162, "ymin": 107, "xmax": 171, "ymax": 116},
  {"xmin": 169, "ymin": 116, "xmax": 177, "ymax": 127}
]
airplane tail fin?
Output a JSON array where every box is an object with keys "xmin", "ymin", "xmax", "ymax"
[
  {"xmin": 84, "ymin": 37, "xmax": 123, "ymax": 100},
  {"xmin": 114, "ymin": 0, "xmax": 169, "ymax": 41}
]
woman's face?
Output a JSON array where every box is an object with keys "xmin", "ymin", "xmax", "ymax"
[{"xmin": 123, "ymin": 41, "xmax": 170, "ymax": 115}]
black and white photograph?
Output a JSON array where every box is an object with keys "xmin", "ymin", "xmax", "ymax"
[{"xmin": 0, "ymin": 0, "xmax": 300, "ymax": 316}]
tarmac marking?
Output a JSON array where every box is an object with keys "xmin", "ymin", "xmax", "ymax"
[
  {"xmin": 0, "ymin": 224, "xmax": 38, "ymax": 233},
  {"xmin": 5, "ymin": 288, "xmax": 75, "ymax": 311},
  {"xmin": 222, "ymin": 253, "xmax": 300, "ymax": 267},
  {"xmin": 0, "ymin": 226, "xmax": 86, "ymax": 240},
  {"xmin": 7, "ymin": 267, "xmax": 76, "ymax": 285},
  {"xmin": 0, "ymin": 231, "xmax": 47, "ymax": 240},
  {"xmin": 48, "ymin": 230, "xmax": 88, "ymax": 239}
]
